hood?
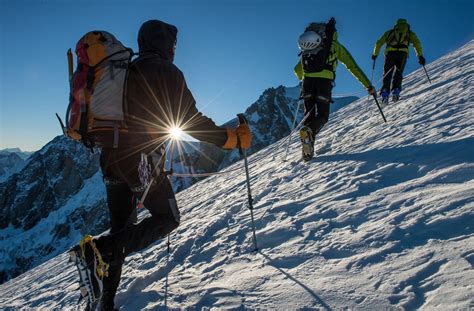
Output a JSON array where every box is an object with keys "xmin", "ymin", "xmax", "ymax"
[
  {"xmin": 138, "ymin": 20, "xmax": 178, "ymax": 61},
  {"xmin": 395, "ymin": 18, "xmax": 408, "ymax": 26},
  {"xmin": 394, "ymin": 18, "xmax": 410, "ymax": 33}
]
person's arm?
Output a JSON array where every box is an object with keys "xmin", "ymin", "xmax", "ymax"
[
  {"xmin": 173, "ymin": 69, "xmax": 251, "ymax": 149},
  {"xmin": 294, "ymin": 61, "xmax": 304, "ymax": 81},
  {"xmin": 409, "ymin": 31, "xmax": 423, "ymax": 57},
  {"xmin": 372, "ymin": 31, "xmax": 389, "ymax": 57},
  {"xmin": 127, "ymin": 60, "xmax": 249, "ymax": 150},
  {"xmin": 337, "ymin": 42, "xmax": 372, "ymax": 89},
  {"xmin": 172, "ymin": 70, "xmax": 230, "ymax": 147}
]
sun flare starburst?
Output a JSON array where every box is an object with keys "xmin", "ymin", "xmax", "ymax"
[{"xmin": 169, "ymin": 127, "xmax": 183, "ymax": 140}]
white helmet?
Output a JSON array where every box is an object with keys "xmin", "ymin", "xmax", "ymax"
[{"xmin": 298, "ymin": 31, "xmax": 322, "ymax": 51}]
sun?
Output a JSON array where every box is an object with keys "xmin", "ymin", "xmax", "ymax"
[{"xmin": 169, "ymin": 127, "xmax": 183, "ymax": 140}]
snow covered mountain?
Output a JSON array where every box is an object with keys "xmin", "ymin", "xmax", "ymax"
[
  {"xmin": 172, "ymin": 86, "xmax": 357, "ymax": 179},
  {"xmin": 0, "ymin": 137, "xmax": 109, "ymax": 283},
  {"xmin": 218, "ymin": 86, "xmax": 357, "ymax": 168},
  {"xmin": 0, "ymin": 87, "xmax": 356, "ymax": 284},
  {"xmin": 1, "ymin": 39, "xmax": 473, "ymax": 309},
  {"xmin": 0, "ymin": 148, "xmax": 33, "ymax": 182},
  {"xmin": 0, "ymin": 148, "xmax": 33, "ymax": 160},
  {"xmin": 0, "ymin": 153, "xmax": 23, "ymax": 179}
]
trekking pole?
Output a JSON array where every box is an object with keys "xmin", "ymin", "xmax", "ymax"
[
  {"xmin": 282, "ymin": 98, "xmax": 303, "ymax": 162},
  {"xmin": 368, "ymin": 59, "xmax": 376, "ymax": 105},
  {"xmin": 164, "ymin": 234, "xmax": 171, "ymax": 307},
  {"xmin": 371, "ymin": 59, "xmax": 376, "ymax": 84},
  {"xmin": 237, "ymin": 113, "xmax": 258, "ymax": 252},
  {"xmin": 422, "ymin": 65, "xmax": 432, "ymax": 84},
  {"xmin": 372, "ymin": 94, "xmax": 387, "ymax": 123}
]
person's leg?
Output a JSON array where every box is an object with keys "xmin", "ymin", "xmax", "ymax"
[
  {"xmin": 97, "ymin": 149, "xmax": 179, "ymax": 259},
  {"xmin": 392, "ymin": 52, "xmax": 408, "ymax": 91},
  {"xmin": 300, "ymin": 78, "xmax": 318, "ymax": 160},
  {"xmin": 308, "ymin": 78, "xmax": 332, "ymax": 136},
  {"xmin": 102, "ymin": 182, "xmax": 136, "ymax": 309},
  {"xmin": 382, "ymin": 52, "xmax": 397, "ymax": 93},
  {"xmin": 100, "ymin": 148, "xmax": 136, "ymax": 233},
  {"xmin": 105, "ymin": 181, "xmax": 137, "ymax": 233},
  {"xmin": 302, "ymin": 78, "xmax": 316, "ymax": 128},
  {"xmin": 310, "ymin": 101, "xmax": 330, "ymax": 135},
  {"xmin": 124, "ymin": 176, "xmax": 179, "ymax": 255},
  {"xmin": 98, "ymin": 149, "xmax": 137, "ymax": 310}
]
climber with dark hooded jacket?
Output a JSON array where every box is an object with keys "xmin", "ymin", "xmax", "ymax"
[{"xmin": 74, "ymin": 19, "xmax": 252, "ymax": 310}]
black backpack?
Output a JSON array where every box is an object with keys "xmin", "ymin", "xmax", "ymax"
[{"xmin": 300, "ymin": 18, "xmax": 337, "ymax": 74}]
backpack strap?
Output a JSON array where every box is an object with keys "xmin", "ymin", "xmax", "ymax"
[
  {"xmin": 407, "ymin": 25, "xmax": 411, "ymax": 45},
  {"xmin": 91, "ymin": 48, "xmax": 134, "ymax": 69},
  {"xmin": 387, "ymin": 25, "xmax": 410, "ymax": 50},
  {"xmin": 386, "ymin": 29, "xmax": 395, "ymax": 45}
]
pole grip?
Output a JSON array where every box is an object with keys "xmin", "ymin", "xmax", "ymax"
[
  {"xmin": 67, "ymin": 48, "xmax": 74, "ymax": 83},
  {"xmin": 236, "ymin": 114, "xmax": 248, "ymax": 155}
]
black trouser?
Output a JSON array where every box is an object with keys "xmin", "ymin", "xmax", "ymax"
[
  {"xmin": 96, "ymin": 147, "xmax": 180, "ymax": 308},
  {"xmin": 382, "ymin": 51, "xmax": 408, "ymax": 92},
  {"xmin": 302, "ymin": 77, "xmax": 333, "ymax": 136}
]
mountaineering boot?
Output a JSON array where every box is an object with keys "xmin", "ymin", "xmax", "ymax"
[
  {"xmin": 69, "ymin": 235, "xmax": 109, "ymax": 310},
  {"xmin": 392, "ymin": 88, "xmax": 401, "ymax": 102},
  {"xmin": 299, "ymin": 126, "xmax": 315, "ymax": 161},
  {"xmin": 380, "ymin": 89, "xmax": 390, "ymax": 106}
]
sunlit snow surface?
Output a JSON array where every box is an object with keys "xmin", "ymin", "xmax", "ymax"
[{"xmin": 1, "ymin": 40, "xmax": 473, "ymax": 310}]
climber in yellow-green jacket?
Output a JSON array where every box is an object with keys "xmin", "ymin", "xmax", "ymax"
[
  {"xmin": 372, "ymin": 18, "xmax": 424, "ymax": 103},
  {"xmin": 294, "ymin": 18, "xmax": 375, "ymax": 161}
]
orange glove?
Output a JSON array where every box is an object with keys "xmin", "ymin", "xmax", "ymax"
[{"xmin": 222, "ymin": 124, "xmax": 252, "ymax": 150}]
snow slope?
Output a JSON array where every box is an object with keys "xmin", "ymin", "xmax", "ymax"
[
  {"xmin": 1, "ymin": 40, "xmax": 473, "ymax": 310},
  {"xmin": 0, "ymin": 89, "xmax": 356, "ymax": 284}
]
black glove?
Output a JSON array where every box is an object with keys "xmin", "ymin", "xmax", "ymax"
[
  {"xmin": 418, "ymin": 56, "xmax": 426, "ymax": 66},
  {"xmin": 371, "ymin": 54, "xmax": 377, "ymax": 60}
]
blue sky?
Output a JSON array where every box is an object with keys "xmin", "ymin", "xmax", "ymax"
[{"xmin": 0, "ymin": 0, "xmax": 472, "ymax": 151}]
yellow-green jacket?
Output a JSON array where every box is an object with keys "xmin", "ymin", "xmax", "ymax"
[
  {"xmin": 373, "ymin": 19, "xmax": 423, "ymax": 57},
  {"xmin": 294, "ymin": 37, "xmax": 371, "ymax": 89}
]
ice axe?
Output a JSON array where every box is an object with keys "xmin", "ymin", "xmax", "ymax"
[
  {"xmin": 67, "ymin": 48, "xmax": 74, "ymax": 83},
  {"xmin": 55, "ymin": 49, "xmax": 74, "ymax": 136},
  {"xmin": 237, "ymin": 113, "xmax": 258, "ymax": 252}
]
